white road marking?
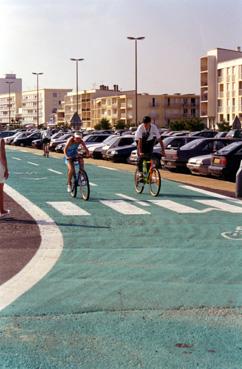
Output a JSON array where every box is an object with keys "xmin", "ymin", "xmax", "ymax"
[
  {"xmin": 149, "ymin": 199, "xmax": 216, "ymax": 214},
  {"xmin": 0, "ymin": 185, "xmax": 64, "ymax": 312},
  {"xmin": 100, "ymin": 200, "xmax": 150, "ymax": 215},
  {"xmin": 195, "ymin": 199, "xmax": 242, "ymax": 213},
  {"xmin": 12, "ymin": 157, "xmax": 22, "ymax": 161},
  {"xmin": 27, "ymin": 161, "xmax": 39, "ymax": 166},
  {"xmin": 48, "ymin": 168, "xmax": 63, "ymax": 175},
  {"xmin": 181, "ymin": 185, "xmax": 241, "ymax": 202},
  {"xmin": 47, "ymin": 201, "xmax": 90, "ymax": 216},
  {"xmin": 116, "ymin": 193, "xmax": 150, "ymax": 206},
  {"xmin": 89, "ymin": 182, "xmax": 97, "ymax": 187},
  {"xmin": 98, "ymin": 166, "xmax": 118, "ymax": 171}
]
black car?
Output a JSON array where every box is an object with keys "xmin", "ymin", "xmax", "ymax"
[
  {"xmin": 163, "ymin": 138, "xmax": 236, "ymax": 172},
  {"xmin": 225, "ymin": 129, "xmax": 242, "ymax": 139},
  {"xmin": 189, "ymin": 130, "xmax": 218, "ymax": 138},
  {"xmin": 105, "ymin": 142, "xmax": 136, "ymax": 162},
  {"xmin": 32, "ymin": 138, "xmax": 44, "ymax": 149},
  {"xmin": 208, "ymin": 141, "xmax": 242, "ymax": 181},
  {"xmin": 13, "ymin": 132, "xmax": 42, "ymax": 146}
]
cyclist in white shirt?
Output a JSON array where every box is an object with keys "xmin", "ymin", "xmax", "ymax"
[{"xmin": 135, "ymin": 116, "xmax": 165, "ymax": 176}]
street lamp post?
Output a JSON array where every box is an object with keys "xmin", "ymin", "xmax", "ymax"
[
  {"xmin": 5, "ymin": 81, "xmax": 14, "ymax": 127},
  {"xmin": 127, "ymin": 36, "xmax": 145, "ymax": 127},
  {"xmin": 32, "ymin": 72, "xmax": 43, "ymax": 128},
  {"xmin": 70, "ymin": 58, "xmax": 84, "ymax": 117}
]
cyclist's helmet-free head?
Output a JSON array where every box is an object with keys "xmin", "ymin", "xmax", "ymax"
[
  {"xmin": 74, "ymin": 131, "xmax": 83, "ymax": 139},
  {"xmin": 142, "ymin": 116, "xmax": 151, "ymax": 124}
]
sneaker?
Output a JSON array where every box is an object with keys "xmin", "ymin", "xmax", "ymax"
[
  {"xmin": 67, "ymin": 185, "xmax": 72, "ymax": 193},
  {"xmin": 0, "ymin": 210, "xmax": 10, "ymax": 219}
]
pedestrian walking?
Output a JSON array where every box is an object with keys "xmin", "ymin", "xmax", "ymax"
[{"xmin": 0, "ymin": 137, "xmax": 10, "ymax": 218}]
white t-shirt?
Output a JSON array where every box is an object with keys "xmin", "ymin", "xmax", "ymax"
[{"xmin": 135, "ymin": 123, "xmax": 160, "ymax": 142}]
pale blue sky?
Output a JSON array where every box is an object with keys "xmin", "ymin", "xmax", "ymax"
[{"xmin": 1, "ymin": 0, "xmax": 242, "ymax": 94}]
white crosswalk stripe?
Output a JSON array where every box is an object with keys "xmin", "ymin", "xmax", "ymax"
[
  {"xmin": 116, "ymin": 193, "xmax": 150, "ymax": 206},
  {"xmin": 149, "ymin": 199, "xmax": 211, "ymax": 213},
  {"xmin": 47, "ymin": 202, "xmax": 90, "ymax": 216},
  {"xmin": 12, "ymin": 157, "xmax": 22, "ymax": 161},
  {"xmin": 100, "ymin": 200, "xmax": 150, "ymax": 215},
  {"xmin": 27, "ymin": 161, "xmax": 39, "ymax": 166},
  {"xmin": 195, "ymin": 199, "xmax": 242, "ymax": 213}
]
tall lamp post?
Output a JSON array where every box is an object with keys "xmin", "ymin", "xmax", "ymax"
[
  {"xmin": 32, "ymin": 72, "xmax": 43, "ymax": 128},
  {"xmin": 5, "ymin": 81, "xmax": 14, "ymax": 127},
  {"xmin": 127, "ymin": 36, "xmax": 145, "ymax": 127},
  {"xmin": 70, "ymin": 58, "xmax": 84, "ymax": 117}
]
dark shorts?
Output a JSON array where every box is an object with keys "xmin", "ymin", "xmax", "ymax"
[{"xmin": 42, "ymin": 137, "xmax": 50, "ymax": 144}]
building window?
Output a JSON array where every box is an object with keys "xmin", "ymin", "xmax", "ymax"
[
  {"xmin": 152, "ymin": 97, "xmax": 156, "ymax": 107},
  {"xmin": 53, "ymin": 93, "xmax": 57, "ymax": 97}
]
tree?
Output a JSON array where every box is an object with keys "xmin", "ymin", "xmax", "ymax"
[
  {"xmin": 169, "ymin": 118, "xmax": 205, "ymax": 131},
  {"xmin": 217, "ymin": 121, "xmax": 231, "ymax": 131},
  {"xmin": 114, "ymin": 120, "xmax": 126, "ymax": 130},
  {"xmin": 94, "ymin": 118, "xmax": 111, "ymax": 130}
]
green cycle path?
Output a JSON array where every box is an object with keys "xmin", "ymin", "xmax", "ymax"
[{"xmin": 1, "ymin": 147, "xmax": 242, "ymax": 369}]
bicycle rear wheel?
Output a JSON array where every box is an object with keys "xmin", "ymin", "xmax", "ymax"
[
  {"xmin": 70, "ymin": 174, "xmax": 77, "ymax": 198},
  {"xmin": 134, "ymin": 169, "xmax": 144, "ymax": 194},
  {"xmin": 78, "ymin": 169, "xmax": 90, "ymax": 200},
  {"xmin": 149, "ymin": 168, "xmax": 161, "ymax": 197}
]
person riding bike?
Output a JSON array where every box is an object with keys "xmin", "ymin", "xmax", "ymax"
[
  {"xmin": 42, "ymin": 128, "xmax": 51, "ymax": 157},
  {"xmin": 64, "ymin": 131, "xmax": 90, "ymax": 193},
  {"xmin": 135, "ymin": 116, "xmax": 165, "ymax": 178}
]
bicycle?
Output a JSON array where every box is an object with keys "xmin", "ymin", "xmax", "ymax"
[
  {"xmin": 134, "ymin": 159, "xmax": 161, "ymax": 197},
  {"xmin": 69, "ymin": 159, "xmax": 90, "ymax": 201}
]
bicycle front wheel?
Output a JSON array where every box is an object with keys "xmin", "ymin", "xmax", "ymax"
[
  {"xmin": 134, "ymin": 169, "xmax": 144, "ymax": 194},
  {"xmin": 149, "ymin": 168, "xmax": 161, "ymax": 197},
  {"xmin": 78, "ymin": 169, "xmax": 90, "ymax": 200},
  {"xmin": 70, "ymin": 175, "xmax": 77, "ymax": 198}
]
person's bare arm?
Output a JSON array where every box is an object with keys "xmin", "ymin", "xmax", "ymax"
[
  {"xmin": 1, "ymin": 139, "xmax": 9, "ymax": 179},
  {"xmin": 63, "ymin": 137, "xmax": 73, "ymax": 158}
]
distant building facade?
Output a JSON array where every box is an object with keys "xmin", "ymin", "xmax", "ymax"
[
  {"xmin": 21, "ymin": 88, "xmax": 71, "ymax": 126},
  {"xmin": 200, "ymin": 47, "xmax": 242, "ymax": 127},
  {"xmin": 0, "ymin": 74, "xmax": 22, "ymax": 94},
  {"xmin": 0, "ymin": 92, "xmax": 22, "ymax": 126}
]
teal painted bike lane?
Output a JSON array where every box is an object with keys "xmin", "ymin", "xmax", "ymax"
[{"xmin": 1, "ymin": 149, "xmax": 242, "ymax": 369}]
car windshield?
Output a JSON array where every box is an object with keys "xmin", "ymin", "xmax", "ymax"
[
  {"xmin": 216, "ymin": 141, "xmax": 242, "ymax": 154},
  {"xmin": 180, "ymin": 138, "xmax": 204, "ymax": 149},
  {"xmin": 102, "ymin": 136, "xmax": 119, "ymax": 145}
]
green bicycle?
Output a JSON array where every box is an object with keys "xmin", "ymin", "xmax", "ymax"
[{"xmin": 134, "ymin": 159, "xmax": 161, "ymax": 197}]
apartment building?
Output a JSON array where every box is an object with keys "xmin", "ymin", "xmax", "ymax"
[
  {"xmin": 0, "ymin": 92, "xmax": 22, "ymax": 126},
  {"xmin": 22, "ymin": 88, "xmax": 71, "ymax": 126},
  {"xmin": 200, "ymin": 47, "xmax": 242, "ymax": 127},
  {"xmin": 63, "ymin": 85, "xmax": 121, "ymax": 128},
  {"xmin": 160, "ymin": 94, "xmax": 200, "ymax": 127},
  {"xmin": 0, "ymin": 74, "xmax": 22, "ymax": 95}
]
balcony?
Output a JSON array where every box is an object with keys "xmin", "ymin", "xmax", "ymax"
[
  {"xmin": 217, "ymin": 76, "xmax": 223, "ymax": 83},
  {"xmin": 201, "ymin": 94, "xmax": 208, "ymax": 102},
  {"xmin": 217, "ymin": 92, "xmax": 224, "ymax": 98},
  {"xmin": 217, "ymin": 106, "xmax": 224, "ymax": 113}
]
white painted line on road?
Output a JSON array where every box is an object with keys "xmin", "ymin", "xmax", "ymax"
[
  {"xmin": 47, "ymin": 201, "xmax": 90, "ymax": 216},
  {"xmin": 90, "ymin": 182, "xmax": 97, "ymax": 187},
  {"xmin": 100, "ymin": 200, "xmax": 150, "ymax": 215},
  {"xmin": 12, "ymin": 156, "xmax": 22, "ymax": 161},
  {"xmin": 48, "ymin": 168, "xmax": 63, "ymax": 175},
  {"xmin": 0, "ymin": 185, "xmax": 64, "ymax": 312},
  {"xmin": 27, "ymin": 161, "xmax": 39, "ymax": 166},
  {"xmin": 195, "ymin": 199, "xmax": 242, "ymax": 213},
  {"xmin": 98, "ymin": 166, "xmax": 118, "ymax": 171},
  {"xmin": 116, "ymin": 193, "xmax": 150, "ymax": 207},
  {"xmin": 149, "ymin": 199, "xmax": 214, "ymax": 214}
]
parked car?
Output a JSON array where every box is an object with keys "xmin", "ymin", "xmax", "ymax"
[
  {"xmin": 162, "ymin": 135, "xmax": 199, "ymax": 150},
  {"xmin": 162, "ymin": 138, "xmax": 236, "ymax": 172},
  {"xmin": 186, "ymin": 154, "xmax": 213, "ymax": 176},
  {"xmin": 0, "ymin": 130, "xmax": 17, "ymax": 139},
  {"xmin": 49, "ymin": 133, "xmax": 73, "ymax": 151},
  {"xmin": 92, "ymin": 135, "xmax": 134, "ymax": 159},
  {"xmin": 225, "ymin": 129, "xmax": 242, "ymax": 139},
  {"xmin": 4, "ymin": 130, "xmax": 25, "ymax": 144},
  {"xmin": 208, "ymin": 141, "xmax": 242, "ymax": 181},
  {"xmin": 105, "ymin": 142, "xmax": 136, "ymax": 162},
  {"xmin": 189, "ymin": 130, "xmax": 218, "ymax": 138},
  {"xmin": 214, "ymin": 131, "xmax": 228, "ymax": 138},
  {"xmin": 83, "ymin": 133, "xmax": 111, "ymax": 145},
  {"xmin": 88, "ymin": 135, "xmax": 117, "ymax": 158},
  {"xmin": 13, "ymin": 131, "xmax": 42, "ymax": 146},
  {"xmin": 32, "ymin": 138, "xmax": 44, "ymax": 149}
]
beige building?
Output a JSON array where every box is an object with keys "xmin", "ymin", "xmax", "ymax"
[
  {"xmin": 92, "ymin": 92, "xmax": 199, "ymax": 128},
  {"xmin": 200, "ymin": 47, "xmax": 242, "ymax": 127},
  {"xmin": 0, "ymin": 92, "xmax": 22, "ymax": 126},
  {"xmin": 63, "ymin": 85, "xmax": 121, "ymax": 128},
  {"xmin": 160, "ymin": 94, "xmax": 200, "ymax": 127},
  {"xmin": 22, "ymin": 88, "xmax": 71, "ymax": 126}
]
